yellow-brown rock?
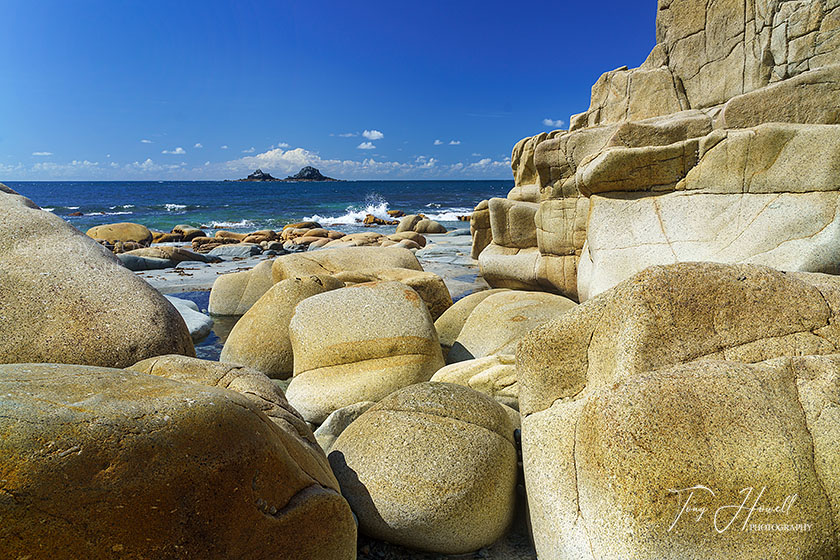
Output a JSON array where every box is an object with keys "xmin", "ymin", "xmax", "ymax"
[
  {"xmin": 0, "ymin": 363, "xmax": 357, "ymax": 560},
  {"xmin": 329, "ymin": 382, "xmax": 517, "ymax": 554},
  {"xmin": 0, "ymin": 184, "xmax": 194, "ymax": 367},
  {"xmin": 272, "ymin": 246, "xmax": 422, "ymax": 283},
  {"xmin": 220, "ymin": 276, "xmax": 345, "ymax": 379},
  {"xmin": 431, "ymin": 354, "xmax": 518, "ymax": 409},
  {"xmin": 86, "ymin": 222, "xmax": 153, "ymax": 246},
  {"xmin": 448, "ymin": 290, "xmax": 576, "ymax": 363},
  {"xmin": 332, "ymin": 267, "xmax": 452, "ymax": 321},
  {"xmin": 433, "ymin": 288, "xmax": 509, "ymax": 359},
  {"xmin": 208, "ymin": 259, "xmax": 275, "ymax": 316},
  {"xmin": 285, "ymin": 281, "xmax": 445, "ymax": 423}
]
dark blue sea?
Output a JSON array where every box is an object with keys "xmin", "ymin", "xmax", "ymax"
[{"xmin": 4, "ymin": 180, "xmax": 513, "ymax": 234}]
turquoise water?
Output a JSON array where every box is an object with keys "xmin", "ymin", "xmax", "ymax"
[{"xmin": 5, "ymin": 180, "xmax": 512, "ymax": 234}]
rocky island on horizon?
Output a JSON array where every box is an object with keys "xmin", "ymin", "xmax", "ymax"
[{"xmin": 230, "ymin": 166, "xmax": 340, "ymax": 182}]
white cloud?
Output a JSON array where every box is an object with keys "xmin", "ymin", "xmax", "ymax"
[
  {"xmin": 194, "ymin": 143, "xmax": 203, "ymax": 148},
  {"xmin": 434, "ymin": 139, "xmax": 443, "ymax": 145},
  {"xmin": 32, "ymin": 151, "xmax": 52, "ymax": 156},
  {"xmin": 357, "ymin": 142, "xmax": 376, "ymax": 150},
  {"xmin": 242, "ymin": 147, "xmax": 256, "ymax": 153},
  {"xmin": 271, "ymin": 142, "xmax": 290, "ymax": 149},
  {"xmin": 162, "ymin": 147, "xmax": 186, "ymax": 155},
  {"xmin": 337, "ymin": 132, "xmax": 358, "ymax": 137},
  {"xmin": 472, "ymin": 152, "xmax": 482, "ymax": 157},
  {"xmin": 140, "ymin": 139, "xmax": 153, "ymax": 144},
  {"xmin": 106, "ymin": 154, "xmax": 111, "ymax": 158},
  {"xmin": 220, "ymin": 145, "xmax": 229, "ymax": 149},
  {"xmin": 449, "ymin": 140, "xmax": 461, "ymax": 145},
  {"xmin": 543, "ymin": 118, "xmax": 565, "ymax": 128},
  {"xmin": 363, "ymin": 129, "xmax": 384, "ymax": 140}
]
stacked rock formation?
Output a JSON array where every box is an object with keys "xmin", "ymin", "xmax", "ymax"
[{"xmin": 476, "ymin": 0, "xmax": 840, "ymax": 302}]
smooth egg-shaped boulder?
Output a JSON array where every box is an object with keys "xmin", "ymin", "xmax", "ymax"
[
  {"xmin": 286, "ymin": 281, "xmax": 445, "ymax": 423},
  {"xmin": 0, "ymin": 363, "xmax": 357, "ymax": 560},
  {"xmin": 86, "ymin": 221, "xmax": 153, "ymax": 245},
  {"xmin": 0, "ymin": 184, "xmax": 194, "ymax": 367},
  {"xmin": 329, "ymin": 382, "xmax": 517, "ymax": 554}
]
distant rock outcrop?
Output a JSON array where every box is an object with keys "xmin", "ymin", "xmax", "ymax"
[
  {"xmin": 232, "ymin": 166, "xmax": 339, "ymax": 182},
  {"xmin": 284, "ymin": 166, "xmax": 338, "ymax": 182},
  {"xmin": 235, "ymin": 169, "xmax": 280, "ymax": 182}
]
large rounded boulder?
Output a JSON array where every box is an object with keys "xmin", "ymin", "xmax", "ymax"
[
  {"xmin": 220, "ymin": 276, "xmax": 345, "ymax": 379},
  {"xmin": 86, "ymin": 222, "xmax": 153, "ymax": 245},
  {"xmin": 208, "ymin": 259, "xmax": 275, "ymax": 316},
  {"xmin": 272, "ymin": 246, "xmax": 422, "ymax": 282},
  {"xmin": 447, "ymin": 290, "xmax": 576, "ymax": 363},
  {"xmin": 0, "ymin": 184, "xmax": 194, "ymax": 367},
  {"xmin": 0, "ymin": 362, "xmax": 357, "ymax": 559},
  {"xmin": 285, "ymin": 281, "xmax": 445, "ymax": 423},
  {"xmin": 329, "ymin": 382, "xmax": 518, "ymax": 554}
]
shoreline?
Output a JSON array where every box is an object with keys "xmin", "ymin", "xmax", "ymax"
[{"xmin": 139, "ymin": 231, "xmax": 488, "ymax": 302}]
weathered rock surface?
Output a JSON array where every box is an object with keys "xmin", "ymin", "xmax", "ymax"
[
  {"xmin": 480, "ymin": 0, "xmax": 840, "ymax": 302},
  {"xmin": 448, "ymin": 290, "xmax": 576, "ymax": 363},
  {"xmin": 313, "ymin": 400, "xmax": 376, "ymax": 454},
  {"xmin": 522, "ymin": 357, "xmax": 840, "ymax": 560},
  {"xmin": 272, "ymin": 246, "xmax": 422, "ymax": 282},
  {"xmin": 207, "ymin": 243, "xmax": 263, "ymax": 258},
  {"xmin": 0, "ymin": 184, "xmax": 194, "ymax": 367},
  {"xmin": 517, "ymin": 263, "xmax": 840, "ymax": 559},
  {"xmin": 431, "ymin": 354, "xmax": 518, "ymax": 410},
  {"xmin": 433, "ymin": 288, "xmax": 509, "ymax": 359},
  {"xmin": 332, "ymin": 267, "xmax": 452, "ymax": 320},
  {"xmin": 285, "ymin": 281, "xmax": 445, "ymax": 423},
  {"xmin": 329, "ymin": 382, "xmax": 517, "ymax": 554},
  {"xmin": 119, "ymin": 246, "xmax": 220, "ymax": 271},
  {"xmin": 220, "ymin": 276, "xmax": 345, "ymax": 379},
  {"xmin": 86, "ymin": 222, "xmax": 153, "ymax": 245},
  {"xmin": 470, "ymin": 199, "xmax": 492, "ymax": 259},
  {"xmin": 208, "ymin": 259, "xmax": 275, "ymax": 316},
  {"xmin": 0, "ymin": 363, "xmax": 356, "ymax": 560}
]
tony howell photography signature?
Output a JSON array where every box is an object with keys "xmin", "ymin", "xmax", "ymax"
[{"xmin": 668, "ymin": 485, "xmax": 812, "ymax": 533}]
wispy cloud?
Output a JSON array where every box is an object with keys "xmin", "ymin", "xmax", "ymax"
[
  {"xmin": 194, "ymin": 143, "xmax": 203, "ymax": 148},
  {"xmin": 220, "ymin": 145, "xmax": 229, "ymax": 150},
  {"xmin": 363, "ymin": 129, "xmax": 384, "ymax": 140},
  {"xmin": 162, "ymin": 147, "xmax": 186, "ymax": 155},
  {"xmin": 357, "ymin": 142, "xmax": 376, "ymax": 150},
  {"xmin": 242, "ymin": 147, "xmax": 256, "ymax": 153},
  {"xmin": 449, "ymin": 140, "xmax": 461, "ymax": 145},
  {"xmin": 542, "ymin": 118, "xmax": 565, "ymax": 128},
  {"xmin": 32, "ymin": 151, "xmax": 52, "ymax": 156},
  {"xmin": 140, "ymin": 139, "xmax": 153, "ymax": 144},
  {"xmin": 336, "ymin": 132, "xmax": 358, "ymax": 138},
  {"xmin": 434, "ymin": 139, "xmax": 443, "ymax": 145},
  {"xmin": 271, "ymin": 142, "xmax": 290, "ymax": 149}
]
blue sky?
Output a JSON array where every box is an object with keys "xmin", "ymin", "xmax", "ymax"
[{"xmin": 0, "ymin": 1, "xmax": 657, "ymax": 180}]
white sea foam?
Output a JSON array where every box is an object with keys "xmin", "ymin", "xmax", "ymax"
[
  {"xmin": 201, "ymin": 219, "xmax": 256, "ymax": 229},
  {"xmin": 304, "ymin": 194, "xmax": 394, "ymax": 225},
  {"xmin": 43, "ymin": 208, "xmax": 55, "ymax": 212},
  {"xmin": 164, "ymin": 203, "xmax": 187, "ymax": 211},
  {"xmin": 422, "ymin": 207, "xmax": 473, "ymax": 221},
  {"xmin": 86, "ymin": 211, "xmax": 134, "ymax": 216},
  {"xmin": 67, "ymin": 206, "xmax": 80, "ymax": 210}
]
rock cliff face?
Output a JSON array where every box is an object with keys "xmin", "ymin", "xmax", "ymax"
[{"xmin": 478, "ymin": 0, "xmax": 840, "ymax": 301}]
